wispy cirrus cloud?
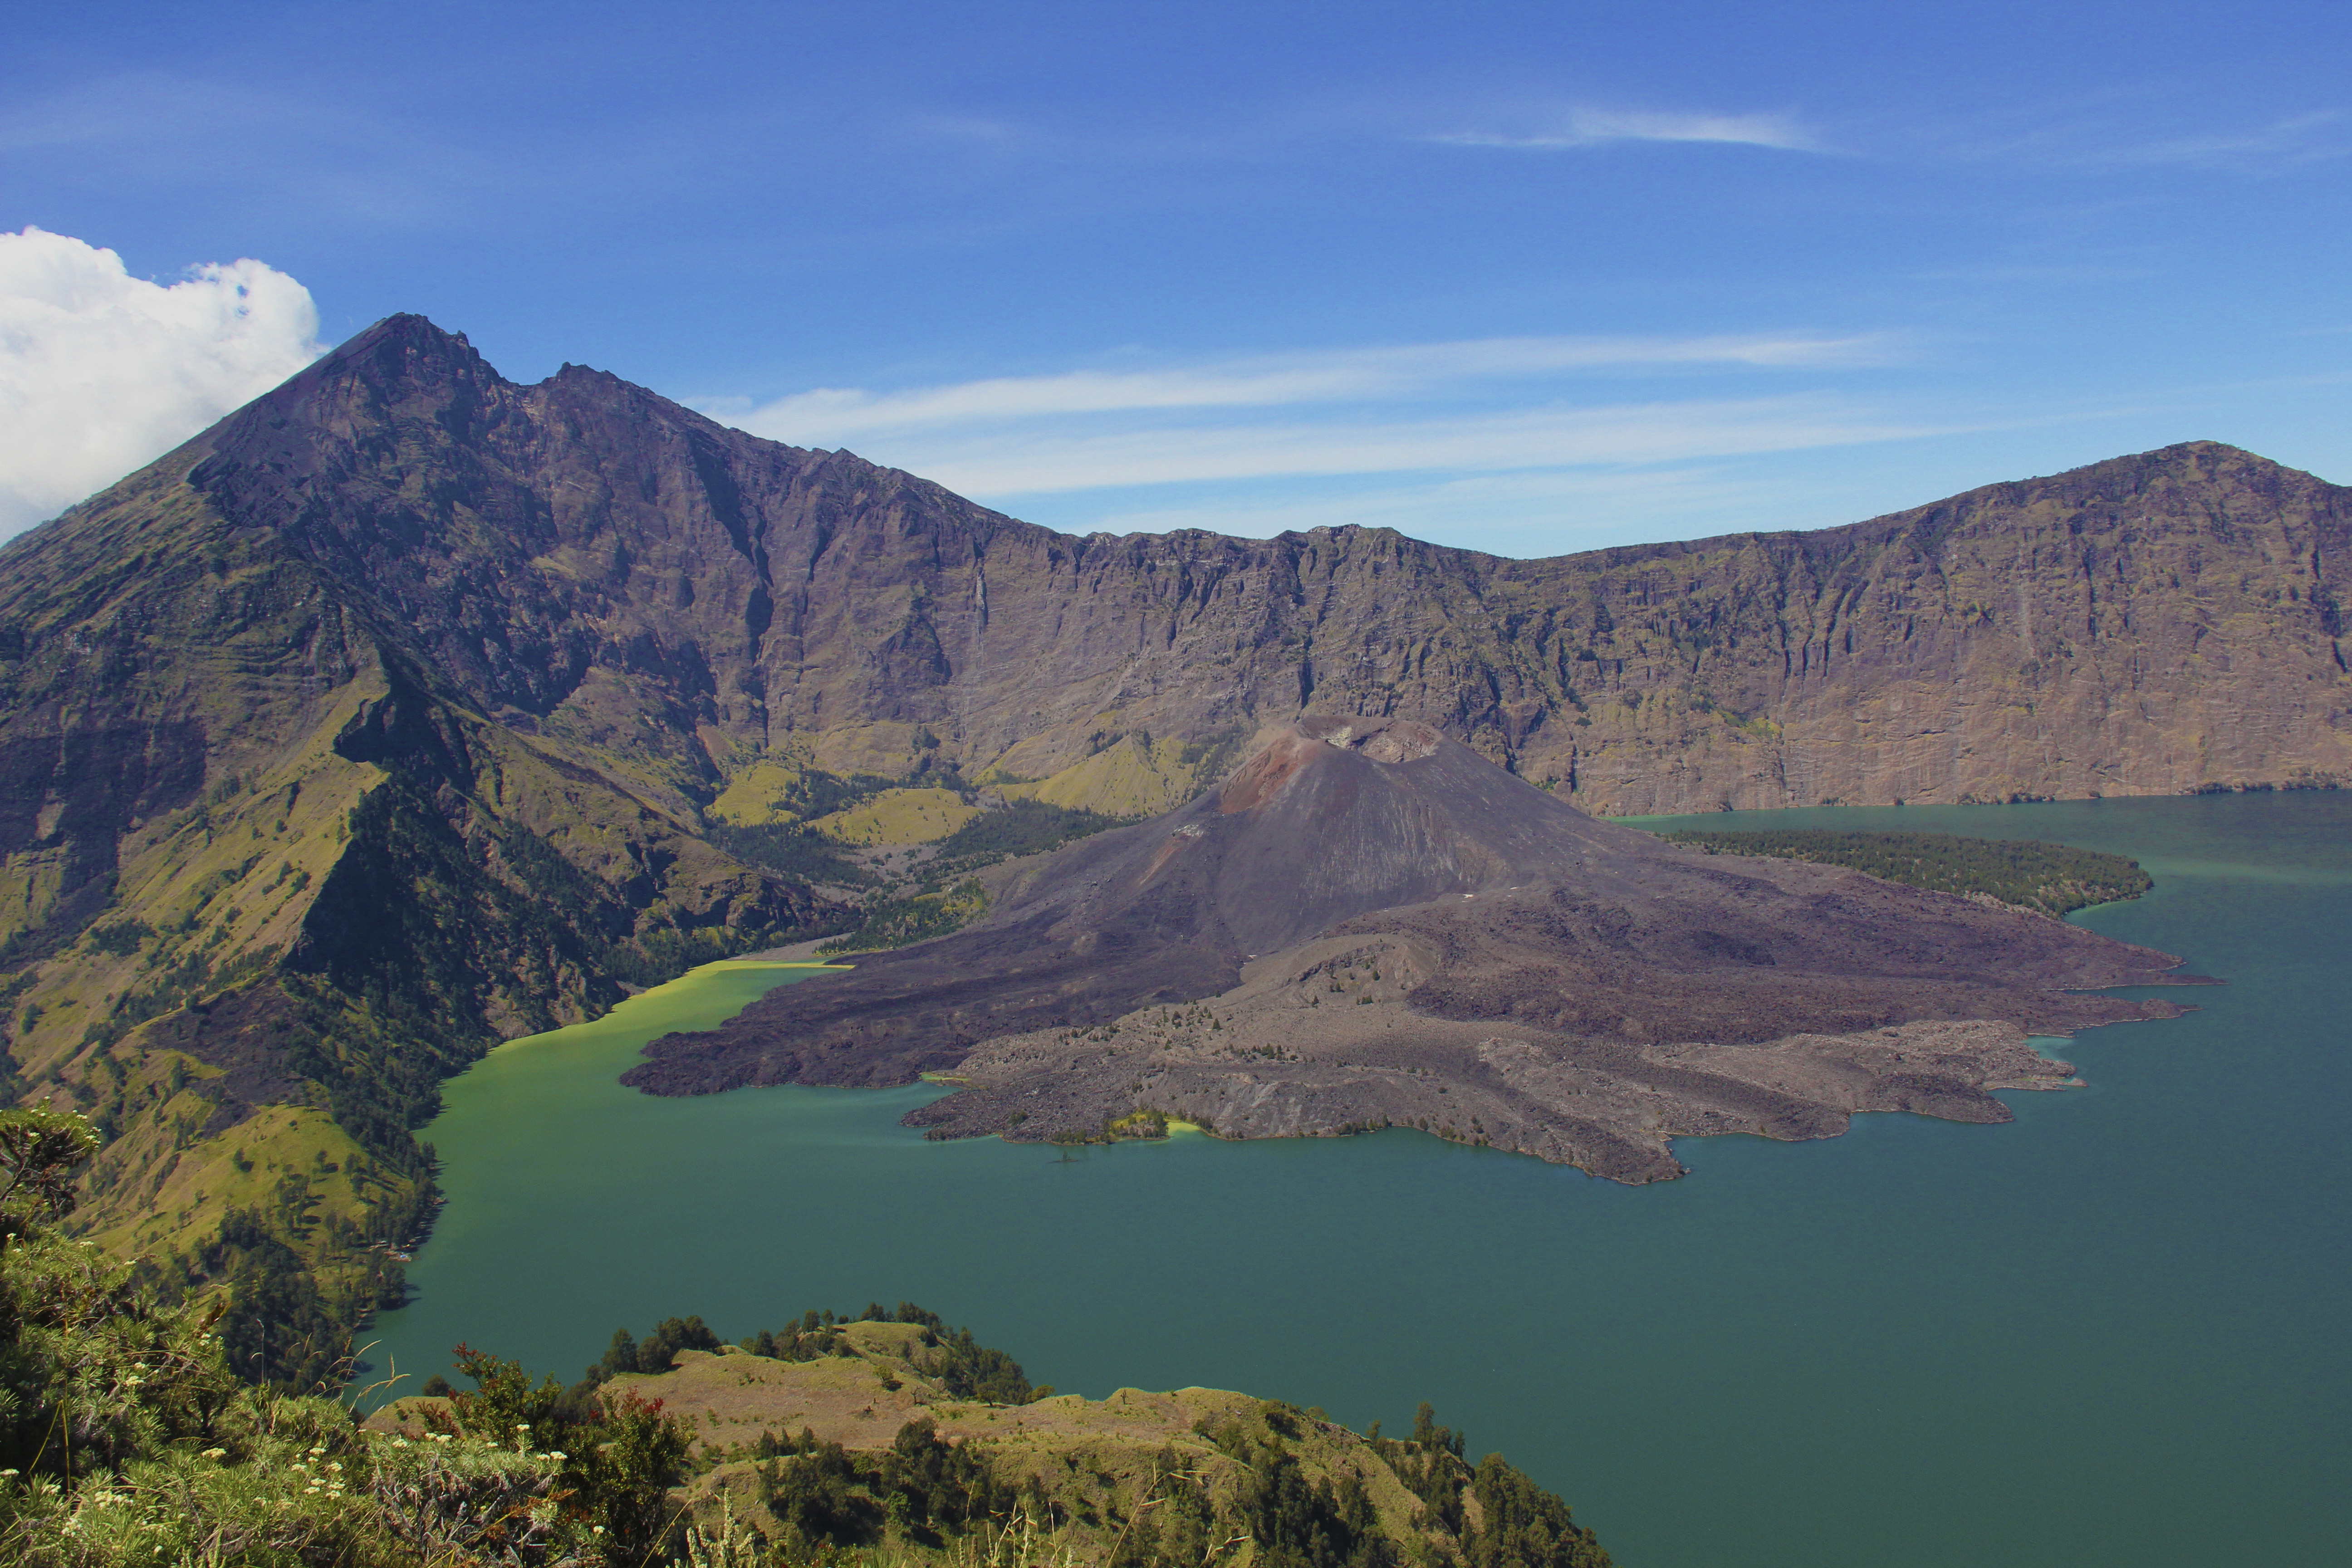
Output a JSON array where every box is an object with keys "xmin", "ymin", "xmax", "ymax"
[
  {"xmin": 1433, "ymin": 107, "xmax": 1824, "ymax": 153},
  {"xmin": 1940, "ymin": 96, "xmax": 2352, "ymax": 176},
  {"xmin": 695, "ymin": 328, "xmax": 1945, "ymax": 539},
  {"xmin": 751, "ymin": 393, "xmax": 1947, "ymax": 499},
  {"xmin": 708, "ymin": 330, "xmax": 1900, "ymax": 442},
  {"xmin": 2107, "ymin": 110, "xmax": 2351, "ymax": 171}
]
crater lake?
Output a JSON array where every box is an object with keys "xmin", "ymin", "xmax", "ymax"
[{"xmin": 364, "ymin": 791, "xmax": 2352, "ymax": 1568}]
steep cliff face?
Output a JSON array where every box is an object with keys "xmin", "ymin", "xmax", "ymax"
[
  {"xmin": 882, "ymin": 446, "xmax": 2352, "ymax": 813},
  {"xmin": 129, "ymin": 315, "xmax": 2352, "ymax": 824},
  {"xmin": 1512, "ymin": 445, "xmax": 2352, "ymax": 811}
]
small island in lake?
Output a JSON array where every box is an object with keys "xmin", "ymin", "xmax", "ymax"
[{"xmin": 630, "ymin": 717, "xmax": 2210, "ymax": 1181}]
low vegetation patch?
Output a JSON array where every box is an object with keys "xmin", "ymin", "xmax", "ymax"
[
  {"xmin": 1103, "ymin": 1108, "xmax": 1169, "ymax": 1140},
  {"xmin": 1651, "ymin": 828, "xmax": 2152, "ymax": 916},
  {"xmin": 818, "ymin": 879, "xmax": 990, "ymax": 957},
  {"xmin": 807, "ymin": 789, "xmax": 985, "ymax": 847},
  {"xmin": 705, "ymin": 821, "xmax": 874, "ymax": 889},
  {"xmin": 813, "ymin": 800, "xmax": 1138, "ymax": 956},
  {"xmin": 577, "ymin": 1302, "xmax": 1041, "ymax": 1407},
  {"xmin": 930, "ymin": 800, "xmax": 1131, "ymax": 862},
  {"xmin": 713, "ymin": 761, "xmax": 1133, "ymax": 956}
]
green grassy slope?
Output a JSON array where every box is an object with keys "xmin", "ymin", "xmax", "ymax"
[
  {"xmin": 0, "ymin": 452, "xmax": 841, "ymax": 1387},
  {"xmin": 366, "ymin": 1306, "xmax": 1613, "ymax": 1568}
]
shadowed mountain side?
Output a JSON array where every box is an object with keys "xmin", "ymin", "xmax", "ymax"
[{"xmin": 623, "ymin": 718, "xmax": 2201, "ymax": 1142}]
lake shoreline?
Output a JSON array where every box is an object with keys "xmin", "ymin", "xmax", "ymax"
[{"xmin": 365, "ymin": 793, "xmax": 2351, "ymax": 1568}]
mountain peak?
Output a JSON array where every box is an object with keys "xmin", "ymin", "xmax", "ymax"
[
  {"xmin": 331, "ymin": 310, "xmax": 487, "ymax": 365},
  {"xmin": 267, "ymin": 311, "xmax": 500, "ymax": 406}
]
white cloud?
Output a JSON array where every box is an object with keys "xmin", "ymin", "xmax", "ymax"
[
  {"xmin": 0, "ymin": 227, "xmax": 323, "ymax": 535},
  {"xmin": 856, "ymin": 395, "xmax": 1945, "ymax": 497},
  {"xmin": 1434, "ymin": 108, "xmax": 1822, "ymax": 152},
  {"xmin": 699, "ymin": 327, "xmax": 1937, "ymax": 525},
  {"xmin": 710, "ymin": 331, "xmax": 1897, "ymax": 442}
]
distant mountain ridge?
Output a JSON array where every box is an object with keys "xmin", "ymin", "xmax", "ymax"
[
  {"xmin": 0, "ymin": 313, "xmax": 2341, "ymax": 1370},
  {"xmin": 33, "ymin": 315, "xmax": 2348, "ymax": 829}
]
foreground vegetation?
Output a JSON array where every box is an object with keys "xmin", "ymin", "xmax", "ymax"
[
  {"xmin": 1649, "ymin": 827, "xmax": 2153, "ymax": 916},
  {"xmin": 1, "ymin": 1106, "xmax": 1610, "ymax": 1567}
]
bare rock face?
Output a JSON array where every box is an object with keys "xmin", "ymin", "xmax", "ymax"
[
  {"xmin": 927, "ymin": 968, "xmax": 2104, "ymax": 1183},
  {"xmin": 630, "ymin": 717, "xmax": 2202, "ymax": 1176},
  {"xmin": 56, "ymin": 314, "xmax": 2348, "ymax": 834}
]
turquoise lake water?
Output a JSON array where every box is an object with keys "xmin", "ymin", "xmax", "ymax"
[{"xmin": 365, "ymin": 793, "xmax": 2352, "ymax": 1567}]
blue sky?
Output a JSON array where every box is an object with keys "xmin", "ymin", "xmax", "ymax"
[{"xmin": 4, "ymin": 0, "xmax": 2347, "ymax": 553}]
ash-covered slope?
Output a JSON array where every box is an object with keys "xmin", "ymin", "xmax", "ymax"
[
  {"xmin": 625, "ymin": 715, "xmax": 1618, "ymax": 1093},
  {"xmin": 627, "ymin": 715, "xmax": 2200, "ymax": 1171}
]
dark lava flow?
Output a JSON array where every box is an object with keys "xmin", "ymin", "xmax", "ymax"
[{"xmin": 624, "ymin": 717, "xmax": 2205, "ymax": 1157}]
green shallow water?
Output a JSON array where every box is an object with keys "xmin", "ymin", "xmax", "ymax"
[{"xmin": 368, "ymin": 793, "xmax": 2352, "ymax": 1567}]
